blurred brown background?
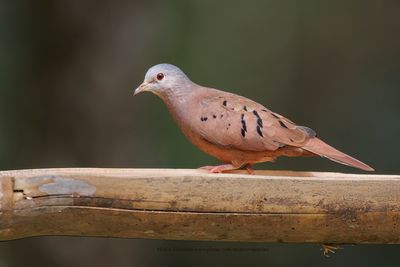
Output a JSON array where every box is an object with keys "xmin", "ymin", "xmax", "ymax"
[{"xmin": 1, "ymin": 0, "xmax": 399, "ymax": 266}]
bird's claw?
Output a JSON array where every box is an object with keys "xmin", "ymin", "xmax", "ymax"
[
  {"xmin": 321, "ymin": 243, "xmax": 342, "ymax": 257},
  {"xmin": 200, "ymin": 164, "xmax": 255, "ymax": 174},
  {"xmin": 199, "ymin": 164, "xmax": 236, "ymax": 173},
  {"xmin": 244, "ymin": 164, "xmax": 255, "ymax": 174}
]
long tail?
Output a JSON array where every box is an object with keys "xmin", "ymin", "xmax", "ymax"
[{"xmin": 302, "ymin": 138, "xmax": 374, "ymax": 171}]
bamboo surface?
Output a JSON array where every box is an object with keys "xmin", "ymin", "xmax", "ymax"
[{"xmin": 0, "ymin": 168, "xmax": 399, "ymax": 243}]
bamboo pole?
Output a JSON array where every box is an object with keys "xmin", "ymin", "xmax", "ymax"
[{"xmin": 0, "ymin": 168, "xmax": 399, "ymax": 243}]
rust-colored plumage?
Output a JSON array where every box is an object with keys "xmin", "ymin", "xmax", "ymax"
[{"xmin": 135, "ymin": 64, "xmax": 373, "ymax": 173}]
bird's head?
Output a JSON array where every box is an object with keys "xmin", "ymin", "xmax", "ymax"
[{"xmin": 134, "ymin": 64, "xmax": 192, "ymax": 97}]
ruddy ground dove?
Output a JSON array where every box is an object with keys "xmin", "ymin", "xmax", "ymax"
[{"xmin": 134, "ymin": 64, "xmax": 373, "ymax": 173}]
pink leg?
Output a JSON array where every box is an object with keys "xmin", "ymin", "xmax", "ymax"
[
  {"xmin": 199, "ymin": 164, "xmax": 239, "ymax": 173},
  {"xmin": 245, "ymin": 164, "xmax": 255, "ymax": 175}
]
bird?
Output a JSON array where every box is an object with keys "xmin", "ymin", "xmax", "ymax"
[{"xmin": 134, "ymin": 63, "xmax": 373, "ymax": 173}]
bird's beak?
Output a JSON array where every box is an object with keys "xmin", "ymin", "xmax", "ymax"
[{"xmin": 134, "ymin": 82, "xmax": 148, "ymax": 96}]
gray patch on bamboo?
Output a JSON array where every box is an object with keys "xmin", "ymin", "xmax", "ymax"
[{"xmin": 39, "ymin": 176, "xmax": 96, "ymax": 195}]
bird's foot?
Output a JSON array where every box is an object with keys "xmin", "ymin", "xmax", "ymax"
[
  {"xmin": 200, "ymin": 164, "xmax": 255, "ymax": 174},
  {"xmin": 199, "ymin": 164, "xmax": 238, "ymax": 173},
  {"xmin": 321, "ymin": 243, "xmax": 342, "ymax": 257},
  {"xmin": 244, "ymin": 164, "xmax": 255, "ymax": 175}
]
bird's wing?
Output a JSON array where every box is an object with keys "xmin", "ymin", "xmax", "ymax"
[{"xmin": 192, "ymin": 89, "xmax": 315, "ymax": 152}]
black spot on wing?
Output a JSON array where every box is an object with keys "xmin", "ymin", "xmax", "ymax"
[
  {"xmin": 252, "ymin": 110, "xmax": 263, "ymax": 128},
  {"xmin": 212, "ymin": 115, "xmax": 216, "ymax": 118},
  {"xmin": 243, "ymin": 106, "xmax": 248, "ymax": 111},
  {"xmin": 200, "ymin": 116, "xmax": 208, "ymax": 122},
  {"xmin": 257, "ymin": 118, "xmax": 263, "ymax": 128},
  {"xmin": 241, "ymin": 128, "xmax": 246, "ymax": 137},
  {"xmin": 279, "ymin": 120, "xmax": 288, "ymax": 128},
  {"xmin": 271, "ymin": 113, "xmax": 280, "ymax": 119},
  {"xmin": 241, "ymin": 114, "xmax": 247, "ymax": 134},
  {"xmin": 223, "ymin": 100, "xmax": 227, "ymax": 106},
  {"xmin": 256, "ymin": 126, "xmax": 263, "ymax": 137}
]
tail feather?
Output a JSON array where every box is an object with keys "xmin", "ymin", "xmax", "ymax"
[{"xmin": 302, "ymin": 138, "xmax": 374, "ymax": 171}]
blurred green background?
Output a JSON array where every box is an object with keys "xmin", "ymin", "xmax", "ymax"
[{"xmin": 1, "ymin": 0, "xmax": 399, "ymax": 266}]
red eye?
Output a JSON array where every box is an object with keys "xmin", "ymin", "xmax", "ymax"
[{"xmin": 156, "ymin": 73, "xmax": 164, "ymax": 81}]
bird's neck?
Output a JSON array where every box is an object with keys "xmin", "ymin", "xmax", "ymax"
[{"xmin": 158, "ymin": 85, "xmax": 199, "ymax": 125}]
